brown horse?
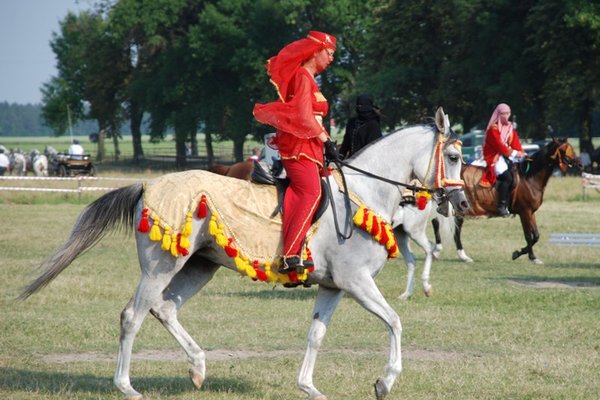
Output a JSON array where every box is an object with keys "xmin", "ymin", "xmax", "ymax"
[
  {"xmin": 433, "ymin": 138, "xmax": 581, "ymax": 264},
  {"xmin": 208, "ymin": 159, "xmax": 255, "ymax": 181}
]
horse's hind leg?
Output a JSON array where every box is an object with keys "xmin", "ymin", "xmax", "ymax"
[
  {"xmin": 149, "ymin": 256, "xmax": 220, "ymax": 390},
  {"xmin": 345, "ymin": 275, "xmax": 402, "ymax": 400},
  {"xmin": 395, "ymin": 228, "xmax": 416, "ymax": 300},
  {"xmin": 512, "ymin": 213, "xmax": 542, "ymax": 264},
  {"xmin": 298, "ymin": 286, "xmax": 344, "ymax": 400},
  {"xmin": 408, "ymin": 231, "xmax": 434, "ymax": 297},
  {"xmin": 114, "ymin": 252, "xmax": 188, "ymax": 400}
]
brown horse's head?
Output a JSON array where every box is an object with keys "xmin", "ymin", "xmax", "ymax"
[{"xmin": 549, "ymin": 138, "xmax": 582, "ymax": 174}]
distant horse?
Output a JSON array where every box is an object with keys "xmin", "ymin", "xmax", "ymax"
[
  {"xmin": 209, "ymin": 159, "xmax": 255, "ymax": 181},
  {"xmin": 20, "ymin": 108, "xmax": 469, "ymax": 400},
  {"xmin": 9, "ymin": 150, "xmax": 26, "ymax": 176},
  {"xmin": 432, "ymin": 138, "xmax": 580, "ymax": 264},
  {"xmin": 31, "ymin": 150, "xmax": 49, "ymax": 177}
]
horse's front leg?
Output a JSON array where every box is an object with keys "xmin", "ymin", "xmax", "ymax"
[
  {"xmin": 344, "ymin": 274, "xmax": 402, "ymax": 400},
  {"xmin": 512, "ymin": 212, "xmax": 542, "ymax": 264},
  {"xmin": 394, "ymin": 228, "xmax": 416, "ymax": 300},
  {"xmin": 298, "ymin": 286, "xmax": 344, "ymax": 400}
]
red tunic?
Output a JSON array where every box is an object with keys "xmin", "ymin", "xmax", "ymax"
[
  {"xmin": 253, "ymin": 67, "xmax": 328, "ymax": 166},
  {"xmin": 480, "ymin": 124, "xmax": 523, "ymax": 186}
]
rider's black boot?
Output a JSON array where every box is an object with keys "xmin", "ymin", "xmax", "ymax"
[{"xmin": 495, "ymin": 171, "xmax": 512, "ymax": 217}]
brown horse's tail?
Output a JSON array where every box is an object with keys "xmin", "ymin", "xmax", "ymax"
[{"xmin": 18, "ymin": 184, "xmax": 144, "ymax": 300}]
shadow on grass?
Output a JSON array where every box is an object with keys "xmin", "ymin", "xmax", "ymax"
[
  {"xmin": 0, "ymin": 367, "xmax": 254, "ymax": 396},
  {"xmin": 506, "ymin": 275, "xmax": 600, "ymax": 288},
  {"xmin": 219, "ymin": 286, "xmax": 318, "ymax": 301}
]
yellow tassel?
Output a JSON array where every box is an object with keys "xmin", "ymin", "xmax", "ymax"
[
  {"xmin": 208, "ymin": 216, "xmax": 219, "ymax": 236},
  {"xmin": 385, "ymin": 225, "xmax": 396, "ymax": 249},
  {"xmin": 216, "ymin": 233, "xmax": 228, "ymax": 247},
  {"xmin": 365, "ymin": 213, "xmax": 374, "ymax": 232},
  {"xmin": 149, "ymin": 218, "xmax": 162, "ymax": 241},
  {"xmin": 170, "ymin": 233, "xmax": 178, "ymax": 257},
  {"xmin": 180, "ymin": 234, "xmax": 190, "ymax": 249},
  {"xmin": 182, "ymin": 212, "xmax": 192, "ymax": 236},
  {"xmin": 245, "ymin": 265, "xmax": 257, "ymax": 279},
  {"xmin": 234, "ymin": 256, "xmax": 246, "ymax": 272},
  {"xmin": 161, "ymin": 227, "xmax": 172, "ymax": 251}
]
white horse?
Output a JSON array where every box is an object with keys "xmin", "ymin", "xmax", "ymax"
[
  {"xmin": 9, "ymin": 150, "xmax": 26, "ymax": 175},
  {"xmin": 20, "ymin": 108, "xmax": 469, "ymax": 400},
  {"xmin": 31, "ymin": 150, "xmax": 49, "ymax": 177}
]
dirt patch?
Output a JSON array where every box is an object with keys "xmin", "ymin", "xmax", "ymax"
[
  {"xmin": 40, "ymin": 348, "xmax": 467, "ymax": 364},
  {"xmin": 511, "ymin": 279, "xmax": 600, "ymax": 289}
]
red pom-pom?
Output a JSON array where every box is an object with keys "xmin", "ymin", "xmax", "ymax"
[
  {"xmin": 256, "ymin": 270, "xmax": 267, "ymax": 281},
  {"xmin": 224, "ymin": 238, "xmax": 238, "ymax": 257},
  {"xmin": 197, "ymin": 195, "xmax": 208, "ymax": 218},
  {"xmin": 417, "ymin": 195, "xmax": 428, "ymax": 210},
  {"xmin": 175, "ymin": 234, "xmax": 189, "ymax": 256},
  {"xmin": 137, "ymin": 208, "xmax": 150, "ymax": 233},
  {"xmin": 387, "ymin": 244, "xmax": 398, "ymax": 258}
]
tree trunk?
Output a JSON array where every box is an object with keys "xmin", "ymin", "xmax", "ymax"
[
  {"xmin": 112, "ymin": 134, "xmax": 121, "ymax": 161},
  {"xmin": 175, "ymin": 133, "xmax": 187, "ymax": 170},
  {"xmin": 130, "ymin": 101, "xmax": 144, "ymax": 162},
  {"xmin": 233, "ymin": 137, "xmax": 245, "ymax": 162},
  {"xmin": 205, "ymin": 132, "xmax": 214, "ymax": 168},
  {"xmin": 96, "ymin": 128, "xmax": 105, "ymax": 162}
]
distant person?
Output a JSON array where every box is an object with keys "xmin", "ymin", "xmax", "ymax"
[
  {"xmin": 0, "ymin": 148, "xmax": 10, "ymax": 175},
  {"xmin": 480, "ymin": 103, "xmax": 525, "ymax": 216},
  {"xmin": 68, "ymin": 139, "xmax": 85, "ymax": 157},
  {"xmin": 339, "ymin": 94, "xmax": 382, "ymax": 159}
]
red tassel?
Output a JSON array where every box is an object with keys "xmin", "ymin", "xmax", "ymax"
[
  {"xmin": 197, "ymin": 195, "xmax": 208, "ymax": 218},
  {"xmin": 417, "ymin": 195, "xmax": 427, "ymax": 210},
  {"xmin": 176, "ymin": 234, "xmax": 189, "ymax": 256},
  {"xmin": 137, "ymin": 208, "xmax": 150, "ymax": 233},
  {"xmin": 388, "ymin": 244, "xmax": 398, "ymax": 258},
  {"xmin": 254, "ymin": 261, "xmax": 267, "ymax": 282},
  {"xmin": 289, "ymin": 271, "xmax": 299, "ymax": 282},
  {"xmin": 224, "ymin": 238, "xmax": 238, "ymax": 257}
]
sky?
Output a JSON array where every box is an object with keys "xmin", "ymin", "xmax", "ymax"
[{"xmin": 0, "ymin": 0, "xmax": 91, "ymax": 105}]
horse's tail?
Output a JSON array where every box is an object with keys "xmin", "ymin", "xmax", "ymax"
[{"xmin": 18, "ymin": 184, "xmax": 144, "ymax": 300}]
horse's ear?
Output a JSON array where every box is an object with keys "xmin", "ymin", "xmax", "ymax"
[{"xmin": 435, "ymin": 107, "xmax": 450, "ymax": 136}]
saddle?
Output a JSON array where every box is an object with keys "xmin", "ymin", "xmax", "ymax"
[{"xmin": 251, "ymin": 160, "xmax": 330, "ymax": 223}]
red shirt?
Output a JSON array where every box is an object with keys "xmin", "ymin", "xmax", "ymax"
[
  {"xmin": 254, "ymin": 67, "xmax": 328, "ymax": 166},
  {"xmin": 483, "ymin": 124, "xmax": 523, "ymax": 167}
]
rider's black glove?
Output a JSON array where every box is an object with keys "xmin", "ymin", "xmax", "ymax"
[{"xmin": 324, "ymin": 139, "xmax": 340, "ymax": 162}]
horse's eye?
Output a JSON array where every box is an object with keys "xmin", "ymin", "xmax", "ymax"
[{"xmin": 448, "ymin": 155, "xmax": 459, "ymax": 163}]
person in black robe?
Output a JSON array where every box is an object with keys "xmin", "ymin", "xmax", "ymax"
[{"xmin": 339, "ymin": 94, "xmax": 382, "ymax": 159}]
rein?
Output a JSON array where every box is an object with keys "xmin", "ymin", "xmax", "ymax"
[{"xmin": 324, "ymin": 131, "xmax": 464, "ymax": 241}]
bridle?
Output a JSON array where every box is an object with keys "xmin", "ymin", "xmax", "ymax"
[{"xmin": 325, "ymin": 129, "xmax": 465, "ymax": 240}]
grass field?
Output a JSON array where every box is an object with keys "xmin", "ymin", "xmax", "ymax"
[{"xmin": 1, "ymin": 175, "xmax": 599, "ymax": 400}]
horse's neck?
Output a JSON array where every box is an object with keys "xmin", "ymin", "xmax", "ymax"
[
  {"xmin": 521, "ymin": 151, "xmax": 556, "ymax": 193},
  {"xmin": 344, "ymin": 128, "xmax": 435, "ymax": 220}
]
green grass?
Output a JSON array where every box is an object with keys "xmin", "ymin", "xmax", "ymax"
[{"xmin": 1, "ymin": 175, "xmax": 599, "ymax": 399}]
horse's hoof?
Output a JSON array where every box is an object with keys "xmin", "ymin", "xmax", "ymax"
[
  {"xmin": 310, "ymin": 395, "xmax": 328, "ymax": 400},
  {"xmin": 512, "ymin": 251, "xmax": 520, "ymax": 260},
  {"xmin": 424, "ymin": 287, "xmax": 432, "ymax": 297},
  {"xmin": 457, "ymin": 249, "xmax": 474, "ymax": 263},
  {"xmin": 126, "ymin": 395, "xmax": 143, "ymax": 400},
  {"xmin": 398, "ymin": 293, "xmax": 410, "ymax": 301},
  {"xmin": 531, "ymin": 258, "xmax": 544, "ymax": 265},
  {"xmin": 189, "ymin": 368, "xmax": 204, "ymax": 389},
  {"xmin": 373, "ymin": 378, "xmax": 389, "ymax": 400}
]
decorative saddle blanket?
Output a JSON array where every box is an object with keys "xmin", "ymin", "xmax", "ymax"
[
  {"xmin": 141, "ymin": 170, "xmax": 285, "ymax": 262},
  {"xmin": 138, "ymin": 169, "xmax": 399, "ymax": 284}
]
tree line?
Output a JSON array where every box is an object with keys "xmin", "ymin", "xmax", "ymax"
[{"xmin": 40, "ymin": 0, "xmax": 599, "ymax": 167}]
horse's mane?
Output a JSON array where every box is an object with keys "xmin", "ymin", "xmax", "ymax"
[
  {"xmin": 346, "ymin": 124, "xmax": 437, "ymax": 160},
  {"xmin": 520, "ymin": 141, "xmax": 559, "ymax": 178}
]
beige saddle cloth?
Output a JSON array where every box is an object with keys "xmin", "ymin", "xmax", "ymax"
[{"xmin": 143, "ymin": 170, "xmax": 284, "ymax": 262}]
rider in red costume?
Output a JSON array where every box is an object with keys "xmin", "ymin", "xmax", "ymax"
[
  {"xmin": 480, "ymin": 103, "xmax": 525, "ymax": 216},
  {"xmin": 253, "ymin": 31, "xmax": 339, "ymax": 273}
]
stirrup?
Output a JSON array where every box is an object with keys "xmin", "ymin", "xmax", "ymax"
[{"xmin": 278, "ymin": 256, "xmax": 314, "ymax": 274}]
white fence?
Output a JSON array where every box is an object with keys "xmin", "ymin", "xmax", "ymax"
[
  {"xmin": 0, "ymin": 176, "xmax": 143, "ymax": 196},
  {"xmin": 581, "ymin": 172, "xmax": 600, "ymax": 199}
]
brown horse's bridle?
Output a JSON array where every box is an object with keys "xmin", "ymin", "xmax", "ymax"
[{"xmin": 550, "ymin": 142, "xmax": 578, "ymax": 173}]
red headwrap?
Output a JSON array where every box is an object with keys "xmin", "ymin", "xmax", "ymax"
[{"xmin": 265, "ymin": 31, "xmax": 336, "ymax": 102}]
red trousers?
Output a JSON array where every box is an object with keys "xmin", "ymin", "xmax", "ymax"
[{"xmin": 281, "ymin": 158, "xmax": 322, "ymax": 257}]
